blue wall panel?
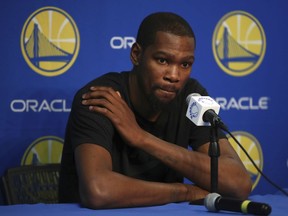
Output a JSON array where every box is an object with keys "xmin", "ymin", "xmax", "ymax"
[{"xmin": 1, "ymin": 0, "xmax": 287, "ymax": 202}]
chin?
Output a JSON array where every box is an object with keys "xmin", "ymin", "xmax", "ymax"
[{"xmin": 150, "ymin": 95, "xmax": 175, "ymax": 111}]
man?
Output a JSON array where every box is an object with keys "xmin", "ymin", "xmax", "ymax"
[{"xmin": 59, "ymin": 12, "xmax": 252, "ymax": 209}]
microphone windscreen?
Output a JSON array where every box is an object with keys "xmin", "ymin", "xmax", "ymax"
[
  {"xmin": 204, "ymin": 193, "xmax": 221, "ymax": 212},
  {"xmin": 186, "ymin": 93, "xmax": 201, "ymax": 105}
]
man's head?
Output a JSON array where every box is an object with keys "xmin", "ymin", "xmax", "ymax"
[
  {"xmin": 129, "ymin": 12, "xmax": 196, "ymax": 115},
  {"xmin": 136, "ymin": 12, "xmax": 196, "ymax": 50}
]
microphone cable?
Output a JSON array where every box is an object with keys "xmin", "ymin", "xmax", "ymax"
[{"xmin": 222, "ymin": 128, "xmax": 288, "ymax": 197}]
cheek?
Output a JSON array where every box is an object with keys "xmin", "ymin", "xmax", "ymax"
[
  {"xmin": 181, "ymin": 71, "xmax": 191, "ymax": 81},
  {"xmin": 140, "ymin": 73, "xmax": 155, "ymax": 91},
  {"xmin": 179, "ymin": 73, "xmax": 191, "ymax": 88},
  {"xmin": 140, "ymin": 63, "xmax": 164, "ymax": 84},
  {"xmin": 137, "ymin": 72, "xmax": 161, "ymax": 98}
]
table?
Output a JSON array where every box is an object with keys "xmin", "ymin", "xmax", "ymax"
[{"xmin": 0, "ymin": 194, "xmax": 287, "ymax": 216}]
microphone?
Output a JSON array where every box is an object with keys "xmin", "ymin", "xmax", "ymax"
[
  {"xmin": 186, "ymin": 93, "xmax": 227, "ymax": 130},
  {"xmin": 204, "ymin": 193, "xmax": 272, "ymax": 215}
]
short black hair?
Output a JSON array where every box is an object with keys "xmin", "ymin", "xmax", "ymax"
[{"xmin": 136, "ymin": 12, "xmax": 196, "ymax": 49}]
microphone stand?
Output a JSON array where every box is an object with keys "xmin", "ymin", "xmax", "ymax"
[{"xmin": 209, "ymin": 118, "xmax": 220, "ymax": 193}]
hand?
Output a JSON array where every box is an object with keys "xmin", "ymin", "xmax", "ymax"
[
  {"xmin": 185, "ymin": 184, "xmax": 209, "ymax": 203},
  {"xmin": 81, "ymin": 86, "xmax": 144, "ymax": 147}
]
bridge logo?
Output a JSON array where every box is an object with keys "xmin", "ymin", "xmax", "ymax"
[
  {"xmin": 227, "ymin": 131, "xmax": 263, "ymax": 190},
  {"xmin": 20, "ymin": 7, "xmax": 80, "ymax": 77},
  {"xmin": 212, "ymin": 11, "xmax": 266, "ymax": 76},
  {"xmin": 21, "ymin": 136, "xmax": 63, "ymax": 165}
]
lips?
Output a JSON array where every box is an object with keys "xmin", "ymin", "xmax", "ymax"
[
  {"xmin": 160, "ymin": 89, "xmax": 175, "ymax": 96},
  {"xmin": 157, "ymin": 86, "xmax": 178, "ymax": 99},
  {"xmin": 161, "ymin": 88, "xmax": 174, "ymax": 93},
  {"xmin": 159, "ymin": 86, "xmax": 177, "ymax": 94}
]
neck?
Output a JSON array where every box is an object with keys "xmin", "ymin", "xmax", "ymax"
[{"xmin": 129, "ymin": 71, "xmax": 161, "ymax": 122}]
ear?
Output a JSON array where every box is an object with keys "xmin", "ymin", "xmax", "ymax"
[{"xmin": 130, "ymin": 42, "xmax": 142, "ymax": 66}]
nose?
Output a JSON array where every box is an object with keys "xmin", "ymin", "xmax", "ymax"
[{"xmin": 164, "ymin": 65, "xmax": 180, "ymax": 83}]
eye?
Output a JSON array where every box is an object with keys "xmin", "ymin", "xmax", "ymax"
[
  {"xmin": 181, "ymin": 62, "xmax": 192, "ymax": 69},
  {"xmin": 157, "ymin": 58, "xmax": 168, "ymax": 65}
]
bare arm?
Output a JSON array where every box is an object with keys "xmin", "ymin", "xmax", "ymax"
[
  {"xmin": 75, "ymin": 143, "xmax": 208, "ymax": 209},
  {"xmin": 136, "ymin": 132, "xmax": 252, "ymax": 199}
]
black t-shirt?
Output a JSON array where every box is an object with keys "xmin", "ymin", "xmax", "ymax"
[{"xmin": 59, "ymin": 71, "xmax": 226, "ymax": 203}]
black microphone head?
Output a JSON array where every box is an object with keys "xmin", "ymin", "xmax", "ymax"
[
  {"xmin": 186, "ymin": 93, "xmax": 201, "ymax": 105},
  {"xmin": 204, "ymin": 193, "xmax": 221, "ymax": 212},
  {"xmin": 247, "ymin": 201, "xmax": 272, "ymax": 215}
]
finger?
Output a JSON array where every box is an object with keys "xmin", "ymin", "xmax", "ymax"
[
  {"xmin": 82, "ymin": 89, "xmax": 122, "ymax": 113},
  {"xmin": 116, "ymin": 91, "xmax": 121, "ymax": 98},
  {"xmin": 87, "ymin": 98, "xmax": 123, "ymax": 125},
  {"xmin": 86, "ymin": 97, "xmax": 114, "ymax": 113}
]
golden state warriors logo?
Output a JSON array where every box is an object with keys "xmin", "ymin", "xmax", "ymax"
[
  {"xmin": 21, "ymin": 136, "xmax": 63, "ymax": 165},
  {"xmin": 227, "ymin": 131, "xmax": 263, "ymax": 190},
  {"xmin": 212, "ymin": 11, "xmax": 266, "ymax": 76},
  {"xmin": 21, "ymin": 7, "xmax": 80, "ymax": 77}
]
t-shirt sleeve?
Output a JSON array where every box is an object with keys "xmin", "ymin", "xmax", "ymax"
[{"xmin": 67, "ymin": 87, "xmax": 115, "ymax": 153}]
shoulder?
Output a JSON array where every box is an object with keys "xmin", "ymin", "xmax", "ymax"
[
  {"xmin": 184, "ymin": 78, "xmax": 208, "ymax": 96},
  {"xmin": 84, "ymin": 71, "xmax": 129, "ymax": 90},
  {"xmin": 176, "ymin": 78, "xmax": 209, "ymax": 104},
  {"xmin": 74, "ymin": 71, "xmax": 130, "ymax": 99}
]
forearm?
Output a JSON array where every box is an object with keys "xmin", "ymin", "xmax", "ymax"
[
  {"xmin": 79, "ymin": 170, "xmax": 207, "ymax": 209},
  {"xmin": 135, "ymin": 131, "xmax": 251, "ymax": 199}
]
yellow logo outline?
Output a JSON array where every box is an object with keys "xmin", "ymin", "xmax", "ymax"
[
  {"xmin": 21, "ymin": 136, "xmax": 64, "ymax": 165},
  {"xmin": 212, "ymin": 11, "xmax": 266, "ymax": 77},
  {"xmin": 20, "ymin": 6, "xmax": 80, "ymax": 77},
  {"xmin": 227, "ymin": 131, "xmax": 263, "ymax": 190}
]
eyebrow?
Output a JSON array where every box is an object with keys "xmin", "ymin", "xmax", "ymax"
[{"xmin": 153, "ymin": 50, "xmax": 195, "ymax": 61}]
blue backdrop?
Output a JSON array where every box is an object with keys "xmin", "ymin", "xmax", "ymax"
[{"xmin": 1, "ymin": 0, "xmax": 287, "ymax": 203}]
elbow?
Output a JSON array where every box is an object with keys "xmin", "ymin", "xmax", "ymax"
[
  {"xmin": 230, "ymin": 173, "xmax": 253, "ymax": 200},
  {"xmin": 219, "ymin": 168, "xmax": 252, "ymax": 200},
  {"xmin": 236, "ymin": 180, "xmax": 252, "ymax": 200},
  {"xmin": 79, "ymin": 183, "xmax": 114, "ymax": 209}
]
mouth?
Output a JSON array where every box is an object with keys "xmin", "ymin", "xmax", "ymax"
[
  {"xmin": 160, "ymin": 84, "xmax": 177, "ymax": 93},
  {"xmin": 157, "ymin": 87, "xmax": 177, "ymax": 98},
  {"xmin": 159, "ymin": 88, "xmax": 175, "ymax": 94}
]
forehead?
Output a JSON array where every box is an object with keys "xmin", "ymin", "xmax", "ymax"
[{"xmin": 147, "ymin": 31, "xmax": 195, "ymax": 56}]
